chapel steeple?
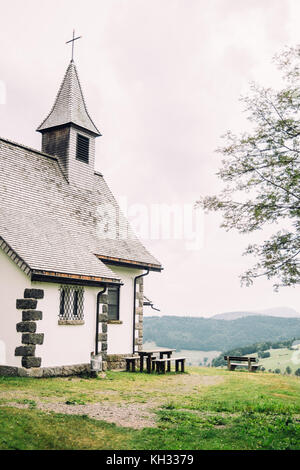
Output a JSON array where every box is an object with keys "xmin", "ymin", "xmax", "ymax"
[
  {"xmin": 37, "ymin": 61, "xmax": 100, "ymax": 136},
  {"xmin": 37, "ymin": 60, "xmax": 101, "ymax": 187}
]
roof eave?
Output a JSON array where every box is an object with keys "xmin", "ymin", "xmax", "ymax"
[
  {"xmin": 95, "ymin": 255, "xmax": 163, "ymax": 272},
  {"xmin": 31, "ymin": 270, "xmax": 122, "ymax": 287},
  {"xmin": 36, "ymin": 122, "xmax": 102, "ymax": 137}
]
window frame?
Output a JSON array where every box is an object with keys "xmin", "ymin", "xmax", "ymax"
[
  {"xmin": 107, "ymin": 286, "xmax": 120, "ymax": 322},
  {"xmin": 59, "ymin": 285, "xmax": 84, "ymax": 321}
]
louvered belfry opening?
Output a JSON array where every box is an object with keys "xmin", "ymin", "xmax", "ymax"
[{"xmin": 76, "ymin": 133, "xmax": 90, "ymax": 163}]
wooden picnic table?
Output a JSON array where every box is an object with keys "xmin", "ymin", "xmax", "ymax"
[{"xmin": 135, "ymin": 348, "xmax": 176, "ymax": 373}]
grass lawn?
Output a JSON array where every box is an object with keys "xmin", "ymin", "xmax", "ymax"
[{"xmin": 0, "ymin": 367, "xmax": 300, "ymax": 450}]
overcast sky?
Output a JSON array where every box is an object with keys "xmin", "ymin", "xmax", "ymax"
[{"xmin": 0, "ymin": 0, "xmax": 299, "ymax": 316}]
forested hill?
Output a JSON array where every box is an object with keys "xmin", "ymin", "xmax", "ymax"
[{"xmin": 143, "ymin": 315, "xmax": 300, "ymax": 352}]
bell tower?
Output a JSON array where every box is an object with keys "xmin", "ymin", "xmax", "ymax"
[{"xmin": 37, "ymin": 60, "xmax": 101, "ymax": 188}]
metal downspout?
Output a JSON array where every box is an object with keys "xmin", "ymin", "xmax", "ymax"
[
  {"xmin": 133, "ymin": 270, "xmax": 149, "ymax": 354},
  {"xmin": 95, "ymin": 286, "xmax": 107, "ymax": 355}
]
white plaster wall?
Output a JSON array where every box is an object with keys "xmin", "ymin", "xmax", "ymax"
[
  {"xmin": 0, "ymin": 251, "xmax": 143, "ymax": 368},
  {"xmin": 106, "ymin": 265, "xmax": 142, "ymax": 355},
  {"xmin": 33, "ymin": 282, "xmax": 100, "ymax": 367},
  {"xmin": 0, "ymin": 249, "xmax": 31, "ymax": 366},
  {"xmin": 35, "ymin": 266, "xmax": 141, "ymax": 365}
]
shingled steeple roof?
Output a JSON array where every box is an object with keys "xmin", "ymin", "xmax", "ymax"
[{"xmin": 37, "ymin": 61, "xmax": 101, "ymax": 136}]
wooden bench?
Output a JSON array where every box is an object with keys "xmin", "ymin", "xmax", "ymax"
[
  {"xmin": 224, "ymin": 355, "xmax": 258, "ymax": 372},
  {"xmin": 124, "ymin": 356, "xmax": 139, "ymax": 372},
  {"xmin": 153, "ymin": 357, "xmax": 186, "ymax": 374},
  {"xmin": 125, "ymin": 356, "xmax": 157, "ymax": 372}
]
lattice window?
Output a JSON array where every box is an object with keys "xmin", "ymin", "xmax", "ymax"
[
  {"xmin": 59, "ymin": 286, "xmax": 84, "ymax": 320},
  {"xmin": 76, "ymin": 134, "xmax": 89, "ymax": 163},
  {"xmin": 108, "ymin": 286, "xmax": 120, "ymax": 321}
]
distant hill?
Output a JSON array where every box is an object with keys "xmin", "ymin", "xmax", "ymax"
[
  {"xmin": 212, "ymin": 307, "xmax": 300, "ymax": 321},
  {"xmin": 212, "ymin": 311, "xmax": 261, "ymax": 320},
  {"xmin": 258, "ymin": 307, "xmax": 300, "ymax": 318},
  {"xmin": 143, "ymin": 315, "xmax": 300, "ymax": 352}
]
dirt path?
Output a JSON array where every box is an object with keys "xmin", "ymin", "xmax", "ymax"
[
  {"xmin": 37, "ymin": 401, "xmax": 158, "ymax": 429},
  {"xmin": 0, "ymin": 374, "xmax": 224, "ymax": 429}
]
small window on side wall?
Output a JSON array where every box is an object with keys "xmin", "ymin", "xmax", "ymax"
[
  {"xmin": 108, "ymin": 287, "xmax": 120, "ymax": 321},
  {"xmin": 59, "ymin": 285, "xmax": 84, "ymax": 321},
  {"xmin": 76, "ymin": 134, "xmax": 89, "ymax": 163}
]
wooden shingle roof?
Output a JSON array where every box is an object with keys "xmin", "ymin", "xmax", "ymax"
[
  {"xmin": 0, "ymin": 138, "xmax": 162, "ymax": 284},
  {"xmin": 37, "ymin": 61, "xmax": 101, "ymax": 136}
]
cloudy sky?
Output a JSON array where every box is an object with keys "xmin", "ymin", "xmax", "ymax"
[{"xmin": 0, "ymin": 0, "xmax": 299, "ymax": 316}]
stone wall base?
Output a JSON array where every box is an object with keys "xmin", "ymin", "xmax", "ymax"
[
  {"xmin": 0, "ymin": 355, "xmax": 134, "ymax": 377},
  {"xmin": 0, "ymin": 363, "xmax": 91, "ymax": 378},
  {"xmin": 106, "ymin": 354, "xmax": 135, "ymax": 370}
]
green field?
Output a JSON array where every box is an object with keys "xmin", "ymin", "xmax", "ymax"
[
  {"xmin": 143, "ymin": 341, "xmax": 220, "ymax": 366},
  {"xmin": 258, "ymin": 348, "xmax": 300, "ymax": 374},
  {"xmin": 0, "ymin": 367, "xmax": 300, "ymax": 450}
]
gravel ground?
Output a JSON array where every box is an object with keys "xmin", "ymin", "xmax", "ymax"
[
  {"xmin": 37, "ymin": 401, "xmax": 158, "ymax": 429},
  {"xmin": 0, "ymin": 374, "xmax": 224, "ymax": 429}
]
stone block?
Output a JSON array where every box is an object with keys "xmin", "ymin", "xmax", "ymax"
[
  {"xmin": 22, "ymin": 333, "xmax": 44, "ymax": 345},
  {"xmin": 98, "ymin": 314, "xmax": 108, "ymax": 322},
  {"xmin": 102, "ymin": 304, "xmax": 108, "ymax": 313},
  {"xmin": 21, "ymin": 356, "xmax": 42, "ymax": 369},
  {"xmin": 18, "ymin": 368, "xmax": 43, "ymax": 378},
  {"xmin": 100, "ymin": 294, "xmax": 108, "ymax": 304},
  {"xmin": 16, "ymin": 321, "xmax": 37, "ymax": 333},
  {"xmin": 24, "ymin": 289, "xmax": 44, "ymax": 299},
  {"xmin": 16, "ymin": 299, "xmax": 37, "ymax": 310},
  {"xmin": 22, "ymin": 310, "xmax": 43, "ymax": 321},
  {"xmin": 15, "ymin": 345, "xmax": 36, "ymax": 356},
  {"xmin": 98, "ymin": 333, "xmax": 107, "ymax": 342},
  {"xmin": 0, "ymin": 366, "xmax": 19, "ymax": 377}
]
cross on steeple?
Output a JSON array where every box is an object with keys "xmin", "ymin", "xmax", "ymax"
[{"xmin": 66, "ymin": 30, "xmax": 82, "ymax": 62}]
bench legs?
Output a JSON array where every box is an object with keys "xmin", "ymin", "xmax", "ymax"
[
  {"xmin": 167, "ymin": 352, "xmax": 171, "ymax": 372},
  {"xmin": 126, "ymin": 359, "xmax": 137, "ymax": 372},
  {"xmin": 175, "ymin": 359, "xmax": 185, "ymax": 373},
  {"xmin": 227, "ymin": 361, "xmax": 237, "ymax": 371},
  {"xmin": 136, "ymin": 356, "xmax": 157, "ymax": 373},
  {"xmin": 146, "ymin": 356, "xmax": 152, "ymax": 374},
  {"xmin": 228, "ymin": 364, "xmax": 257, "ymax": 371},
  {"xmin": 156, "ymin": 359, "xmax": 185, "ymax": 374},
  {"xmin": 156, "ymin": 361, "xmax": 166, "ymax": 374}
]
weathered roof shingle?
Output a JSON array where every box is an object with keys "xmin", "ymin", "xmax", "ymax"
[
  {"xmin": 0, "ymin": 138, "xmax": 162, "ymax": 282},
  {"xmin": 37, "ymin": 61, "xmax": 101, "ymax": 136}
]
